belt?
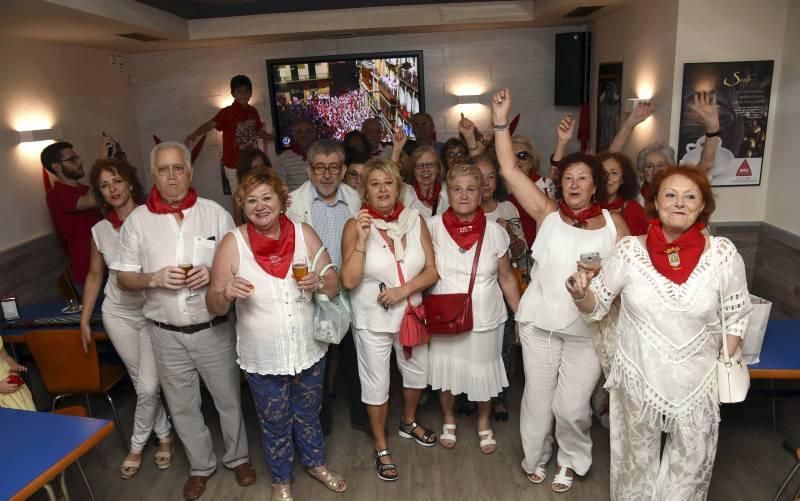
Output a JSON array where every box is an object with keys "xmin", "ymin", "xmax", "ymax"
[{"xmin": 154, "ymin": 315, "xmax": 228, "ymax": 334}]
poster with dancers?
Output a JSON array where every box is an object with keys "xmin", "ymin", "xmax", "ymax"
[
  {"xmin": 596, "ymin": 62, "xmax": 623, "ymax": 153},
  {"xmin": 678, "ymin": 60, "xmax": 774, "ymax": 187}
]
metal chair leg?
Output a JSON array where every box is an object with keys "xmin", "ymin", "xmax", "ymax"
[
  {"xmin": 85, "ymin": 393, "xmax": 93, "ymax": 415},
  {"xmin": 95, "ymin": 444, "xmax": 109, "ymax": 471},
  {"xmin": 774, "ymin": 463, "xmax": 800, "ymax": 500},
  {"xmin": 75, "ymin": 459, "xmax": 96, "ymax": 501},
  {"xmin": 43, "ymin": 483, "xmax": 58, "ymax": 501},
  {"xmin": 59, "ymin": 470, "xmax": 70, "ymax": 501},
  {"xmin": 51, "ymin": 393, "xmax": 68, "ymax": 412},
  {"xmin": 105, "ymin": 392, "xmax": 129, "ymax": 451}
]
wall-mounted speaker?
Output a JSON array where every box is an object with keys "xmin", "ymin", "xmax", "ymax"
[{"xmin": 555, "ymin": 32, "xmax": 592, "ymax": 106}]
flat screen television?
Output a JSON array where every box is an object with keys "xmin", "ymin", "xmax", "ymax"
[{"xmin": 266, "ymin": 51, "xmax": 424, "ymax": 151}]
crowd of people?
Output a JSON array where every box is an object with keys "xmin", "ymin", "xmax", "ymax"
[
  {"xmin": 0, "ymin": 72, "xmax": 754, "ymax": 501},
  {"xmin": 275, "ymin": 87, "xmax": 374, "ymax": 142}
]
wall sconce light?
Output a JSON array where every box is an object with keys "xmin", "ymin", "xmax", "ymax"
[
  {"xmin": 18, "ymin": 127, "xmax": 62, "ymax": 143},
  {"xmin": 456, "ymin": 94, "xmax": 482, "ymax": 105},
  {"xmin": 624, "ymin": 98, "xmax": 650, "ymax": 113}
]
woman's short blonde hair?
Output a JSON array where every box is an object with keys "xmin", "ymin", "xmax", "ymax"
[
  {"xmin": 511, "ymin": 135, "xmax": 542, "ymax": 175},
  {"xmin": 235, "ymin": 167, "xmax": 289, "ymax": 210},
  {"xmin": 360, "ymin": 158, "xmax": 405, "ymax": 202},
  {"xmin": 446, "ymin": 160, "xmax": 482, "ymax": 186}
]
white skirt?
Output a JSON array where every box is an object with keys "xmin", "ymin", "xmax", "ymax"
[{"xmin": 428, "ymin": 324, "xmax": 508, "ymax": 402}]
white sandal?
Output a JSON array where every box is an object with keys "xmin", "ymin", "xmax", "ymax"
[
  {"xmin": 551, "ymin": 465, "xmax": 574, "ymax": 493},
  {"xmin": 153, "ymin": 434, "xmax": 174, "ymax": 470},
  {"xmin": 477, "ymin": 429, "xmax": 497, "ymax": 455},
  {"xmin": 120, "ymin": 453, "xmax": 142, "ymax": 480},
  {"xmin": 527, "ymin": 463, "xmax": 547, "ymax": 484},
  {"xmin": 440, "ymin": 424, "xmax": 457, "ymax": 449}
]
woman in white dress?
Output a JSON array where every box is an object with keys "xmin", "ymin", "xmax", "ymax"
[
  {"xmin": 81, "ymin": 158, "xmax": 173, "ymax": 479},
  {"xmin": 568, "ymin": 165, "xmax": 753, "ymax": 500},
  {"xmin": 427, "ymin": 162, "xmax": 521, "ymax": 454},
  {"xmin": 341, "ymin": 158, "xmax": 440, "ymax": 481},
  {"xmin": 491, "ymin": 88, "xmax": 630, "ymax": 493}
]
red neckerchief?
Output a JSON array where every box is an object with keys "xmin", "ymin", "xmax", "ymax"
[
  {"xmin": 362, "ymin": 202, "xmax": 405, "ymax": 222},
  {"xmin": 106, "ymin": 210, "xmax": 125, "ymax": 230},
  {"xmin": 413, "ymin": 180, "xmax": 441, "ymax": 206},
  {"xmin": 442, "ymin": 207, "xmax": 486, "ymax": 250},
  {"xmin": 145, "ymin": 187, "xmax": 197, "ymax": 220},
  {"xmin": 559, "ymin": 200, "xmax": 603, "ymax": 228},
  {"xmin": 529, "ymin": 170, "xmax": 541, "ymax": 182},
  {"xmin": 641, "ymin": 182, "xmax": 650, "ymax": 200},
  {"xmin": 290, "ymin": 143, "xmax": 307, "ymax": 161},
  {"xmin": 247, "ymin": 215, "xmax": 295, "ymax": 279},
  {"xmin": 600, "ymin": 196, "xmax": 624, "ymax": 211},
  {"xmin": 646, "ymin": 219, "xmax": 706, "ymax": 285}
]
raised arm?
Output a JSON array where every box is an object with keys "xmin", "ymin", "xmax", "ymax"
[
  {"xmin": 340, "ymin": 214, "xmax": 370, "ymax": 290},
  {"xmin": 689, "ymin": 91, "xmax": 721, "ymax": 176},
  {"xmin": 458, "ymin": 114, "xmax": 486, "ymax": 157},
  {"xmin": 390, "ymin": 126, "xmax": 408, "ymax": 166},
  {"xmin": 608, "ymin": 101, "xmax": 654, "ymax": 153},
  {"xmin": 492, "ymin": 88, "xmax": 557, "ymax": 226},
  {"xmin": 552, "ymin": 114, "xmax": 575, "ymax": 162},
  {"xmin": 185, "ymin": 120, "xmax": 217, "ymax": 148}
]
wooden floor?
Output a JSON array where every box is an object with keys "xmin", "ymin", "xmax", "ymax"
[{"xmin": 30, "ymin": 369, "xmax": 800, "ymax": 501}]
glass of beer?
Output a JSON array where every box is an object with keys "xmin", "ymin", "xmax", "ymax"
[
  {"xmin": 292, "ymin": 258, "xmax": 310, "ymax": 302},
  {"xmin": 179, "ymin": 263, "xmax": 199, "ymax": 302}
]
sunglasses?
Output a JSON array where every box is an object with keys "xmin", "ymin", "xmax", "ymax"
[{"xmin": 515, "ymin": 151, "xmax": 532, "ymax": 161}]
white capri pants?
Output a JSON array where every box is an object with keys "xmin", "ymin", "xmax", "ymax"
[{"xmin": 353, "ymin": 328, "xmax": 429, "ymax": 405}]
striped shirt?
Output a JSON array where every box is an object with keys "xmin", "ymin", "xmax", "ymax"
[
  {"xmin": 277, "ymin": 150, "xmax": 310, "ymax": 192},
  {"xmin": 310, "ymin": 185, "xmax": 351, "ymax": 267}
]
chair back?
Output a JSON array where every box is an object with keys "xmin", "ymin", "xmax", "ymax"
[{"xmin": 24, "ymin": 329, "xmax": 101, "ymax": 394}]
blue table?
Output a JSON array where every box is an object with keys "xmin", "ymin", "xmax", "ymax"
[
  {"xmin": 1, "ymin": 303, "xmax": 106, "ymax": 349},
  {"xmin": 750, "ymin": 320, "xmax": 800, "ymax": 379},
  {"xmin": 0, "ymin": 408, "xmax": 113, "ymax": 500}
]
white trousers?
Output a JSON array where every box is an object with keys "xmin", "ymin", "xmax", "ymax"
[
  {"xmin": 103, "ymin": 311, "xmax": 170, "ymax": 451},
  {"xmin": 519, "ymin": 323, "xmax": 601, "ymax": 476},
  {"xmin": 353, "ymin": 328, "xmax": 428, "ymax": 405}
]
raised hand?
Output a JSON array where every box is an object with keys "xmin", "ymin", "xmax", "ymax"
[
  {"xmin": 689, "ymin": 91, "xmax": 719, "ymax": 133},
  {"xmin": 556, "ymin": 114, "xmax": 575, "ymax": 143},
  {"xmin": 458, "ymin": 113, "xmax": 477, "ymax": 137},
  {"xmin": 491, "ymin": 88, "xmax": 511, "ymax": 124},
  {"xmin": 625, "ymin": 101, "xmax": 654, "ymax": 127},
  {"xmin": 354, "ymin": 209, "xmax": 372, "ymax": 244},
  {"xmin": 392, "ymin": 126, "xmax": 407, "ymax": 148}
]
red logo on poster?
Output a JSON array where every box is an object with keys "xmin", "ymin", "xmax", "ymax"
[{"xmin": 736, "ymin": 160, "xmax": 752, "ymax": 177}]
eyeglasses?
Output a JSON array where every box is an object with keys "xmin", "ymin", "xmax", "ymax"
[
  {"xmin": 515, "ymin": 151, "xmax": 532, "ymax": 160},
  {"xmin": 312, "ymin": 163, "xmax": 342, "ymax": 175},
  {"xmin": 59, "ymin": 155, "xmax": 81, "ymax": 164},
  {"xmin": 155, "ymin": 164, "xmax": 187, "ymax": 177},
  {"xmin": 447, "ymin": 151, "xmax": 466, "ymax": 160},
  {"xmin": 644, "ymin": 162, "xmax": 667, "ymax": 171},
  {"xmin": 414, "ymin": 162, "xmax": 437, "ymax": 171}
]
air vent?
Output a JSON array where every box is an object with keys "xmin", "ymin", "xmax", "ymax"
[
  {"xmin": 116, "ymin": 32, "xmax": 165, "ymax": 42},
  {"xmin": 325, "ymin": 32, "xmax": 356, "ymax": 39},
  {"xmin": 564, "ymin": 6, "xmax": 604, "ymax": 18}
]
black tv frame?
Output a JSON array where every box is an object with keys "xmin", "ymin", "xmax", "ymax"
[{"xmin": 265, "ymin": 50, "xmax": 425, "ymax": 151}]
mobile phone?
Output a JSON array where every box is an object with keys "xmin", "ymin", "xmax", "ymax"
[
  {"xmin": 378, "ymin": 282, "xmax": 389, "ymax": 311},
  {"xmin": 7, "ymin": 374, "xmax": 24, "ymax": 386},
  {"xmin": 579, "ymin": 252, "xmax": 600, "ymax": 265}
]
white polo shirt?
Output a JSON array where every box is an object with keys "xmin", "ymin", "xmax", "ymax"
[{"xmin": 111, "ymin": 197, "xmax": 234, "ymax": 326}]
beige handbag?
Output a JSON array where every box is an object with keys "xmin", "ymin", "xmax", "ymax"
[{"xmin": 715, "ymin": 238, "xmax": 750, "ymax": 404}]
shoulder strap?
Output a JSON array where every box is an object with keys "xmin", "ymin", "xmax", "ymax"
[
  {"xmin": 376, "ymin": 229, "xmax": 414, "ymax": 307},
  {"xmin": 466, "ymin": 229, "xmax": 485, "ymax": 295},
  {"xmin": 713, "ymin": 236, "xmax": 731, "ymax": 363}
]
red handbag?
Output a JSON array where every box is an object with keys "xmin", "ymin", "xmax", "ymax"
[
  {"xmin": 378, "ymin": 230, "xmax": 430, "ymax": 359},
  {"xmin": 423, "ymin": 230, "xmax": 484, "ymax": 335}
]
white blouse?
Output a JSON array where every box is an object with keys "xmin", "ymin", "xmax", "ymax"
[
  {"xmin": 232, "ymin": 223, "xmax": 326, "ymax": 376},
  {"xmin": 428, "ymin": 216, "xmax": 510, "ymax": 331},
  {"xmin": 91, "ymin": 219, "xmax": 145, "ymax": 316},
  {"xmin": 415, "ymin": 184, "xmax": 450, "ymax": 220},
  {"xmin": 350, "ymin": 216, "xmax": 425, "ymax": 332},
  {"xmin": 586, "ymin": 236, "xmax": 753, "ymax": 428}
]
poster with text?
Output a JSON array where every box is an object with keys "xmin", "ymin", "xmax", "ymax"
[
  {"xmin": 596, "ymin": 63, "xmax": 623, "ymax": 153},
  {"xmin": 678, "ymin": 60, "xmax": 773, "ymax": 187}
]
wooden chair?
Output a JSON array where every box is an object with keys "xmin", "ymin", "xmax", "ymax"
[
  {"xmin": 24, "ymin": 329, "xmax": 128, "ymax": 451},
  {"xmin": 51, "ymin": 405, "xmax": 107, "ymax": 501}
]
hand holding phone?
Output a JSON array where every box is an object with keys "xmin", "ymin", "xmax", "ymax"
[{"xmin": 579, "ymin": 252, "xmax": 600, "ymax": 265}]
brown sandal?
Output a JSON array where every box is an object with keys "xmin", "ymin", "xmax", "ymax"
[
  {"xmin": 308, "ymin": 466, "xmax": 347, "ymax": 493},
  {"xmin": 120, "ymin": 452, "xmax": 142, "ymax": 480},
  {"xmin": 154, "ymin": 434, "xmax": 174, "ymax": 470}
]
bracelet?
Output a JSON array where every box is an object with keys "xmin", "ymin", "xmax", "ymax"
[
  {"xmin": 353, "ymin": 248, "xmax": 365, "ymax": 254},
  {"xmin": 492, "ymin": 122, "xmax": 510, "ymax": 132},
  {"xmin": 705, "ymin": 130, "xmax": 721, "ymax": 138},
  {"xmin": 468, "ymin": 144, "xmax": 479, "ymax": 150}
]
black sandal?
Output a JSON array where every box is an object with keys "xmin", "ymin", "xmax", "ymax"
[
  {"xmin": 398, "ymin": 420, "xmax": 438, "ymax": 447},
  {"xmin": 373, "ymin": 449, "xmax": 398, "ymax": 482},
  {"xmin": 493, "ymin": 399, "xmax": 509, "ymax": 422}
]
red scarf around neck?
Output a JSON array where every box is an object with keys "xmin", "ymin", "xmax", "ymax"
[
  {"xmin": 559, "ymin": 200, "xmax": 603, "ymax": 228},
  {"xmin": 442, "ymin": 207, "xmax": 486, "ymax": 250},
  {"xmin": 646, "ymin": 219, "xmax": 706, "ymax": 284},
  {"xmin": 362, "ymin": 202, "xmax": 404, "ymax": 222},
  {"xmin": 600, "ymin": 196, "xmax": 625, "ymax": 212},
  {"xmin": 106, "ymin": 210, "xmax": 125, "ymax": 230},
  {"xmin": 247, "ymin": 215, "xmax": 295, "ymax": 279},
  {"xmin": 413, "ymin": 180, "xmax": 441, "ymax": 207},
  {"xmin": 640, "ymin": 182, "xmax": 651, "ymax": 200},
  {"xmin": 145, "ymin": 186, "xmax": 198, "ymax": 220}
]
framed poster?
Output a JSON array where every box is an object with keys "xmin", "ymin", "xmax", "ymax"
[
  {"xmin": 678, "ymin": 60, "xmax": 774, "ymax": 187},
  {"xmin": 596, "ymin": 62, "xmax": 623, "ymax": 153}
]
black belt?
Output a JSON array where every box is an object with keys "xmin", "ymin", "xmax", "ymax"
[{"xmin": 154, "ymin": 315, "xmax": 227, "ymax": 334}]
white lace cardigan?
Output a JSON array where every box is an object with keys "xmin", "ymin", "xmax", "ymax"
[{"xmin": 585, "ymin": 236, "xmax": 753, "ymax": 431}]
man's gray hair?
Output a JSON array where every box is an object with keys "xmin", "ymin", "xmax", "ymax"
[
  {"xmin": 306, "ymin": 138, "xmax": 345, "ymax": 165},
  {"xmin": 150, "ymin": 141, "xmax": 192, "ymax": 175},
  {"xmin": 636, "ymin": 143, "xmax": 675, "ymax": 175}
]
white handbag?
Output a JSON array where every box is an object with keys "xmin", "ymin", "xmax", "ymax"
[
  {"xmin": 309, "ymin": 246, "xmax": 351, "ymax": 345},
  {"xmin": 714, "ymin": 238, "xmax": 750, "ymax": 404}
]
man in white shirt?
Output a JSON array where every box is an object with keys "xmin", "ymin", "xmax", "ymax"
[
  {"xmin": 115, "ymin": 142, "xmax": 254, "ymax": 500},
  {"xmin": 286, "ymin": 138, "xmax": 367, "ymax": 434}
]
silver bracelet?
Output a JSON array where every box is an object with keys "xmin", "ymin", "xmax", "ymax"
[{"xmin": 492, "ymin": 122, "xmax": 510, "ymax": 132}]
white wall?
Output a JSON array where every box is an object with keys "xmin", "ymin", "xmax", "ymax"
[
  {"xmin": 127, "ymin": 27, "xmax": 582, "ymax": 211},
  {"xmin": 0, "ymin": 38, "xmax": 141, "ymax": 251},
  {"xmin": 669, "ymin": 0, "xmax": 788, "ymax": 223},
  {"xmin": 764, "ymin": 0, "xmax": 800, "ymax": 235},
  {"xmin": 591, "ymin": 0, "xmax": 679, "ymax": 160}
]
